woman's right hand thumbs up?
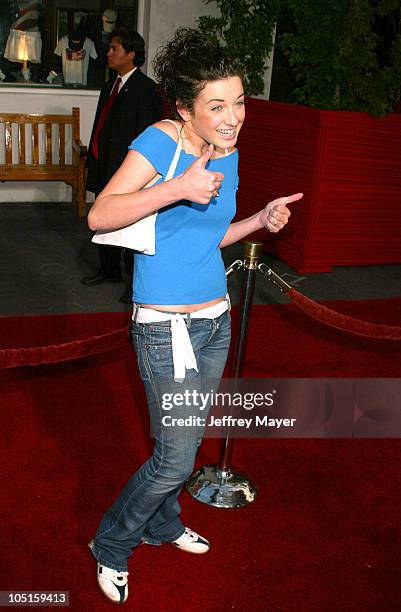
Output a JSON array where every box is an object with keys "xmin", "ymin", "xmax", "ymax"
[{"xmin": 177, "ymin": 144, "xmax": 224, "ymax": 204}]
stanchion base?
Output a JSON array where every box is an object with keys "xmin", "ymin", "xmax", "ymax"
[{"xmin": 186, "ymin": 463, "xmax": 257, "ymax": 508}]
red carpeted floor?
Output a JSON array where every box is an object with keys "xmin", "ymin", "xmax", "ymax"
[{"xmin": 1, "ymin": 298, "xmax": 401, "ymax": 611}]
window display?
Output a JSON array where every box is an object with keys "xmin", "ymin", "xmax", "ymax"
[
  {"xmin": 4, "ymin": 0, "xmax": 43, "ymax": 81},
  {"xmin": 48, "ymin": 29, "xmax": 97, "ymax": 85},
  {"xmin": 0, "ymin": 1, "xmax": 137, "ymax": 88}
]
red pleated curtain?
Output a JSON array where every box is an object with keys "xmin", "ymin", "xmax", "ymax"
[{"xmin": 237, "ymin": 99, "xmax": 401, "ymax": 273}]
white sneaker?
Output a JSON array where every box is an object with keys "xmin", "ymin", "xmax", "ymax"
[
  {"xmin": 88, "ymin": 540, "xmax": 128, "ymax": 604},
  {"xmin": 172, "ymin": 528, "xmax": 210, "ymax": 554},
  {"xmin": 97, "ymin": 563, "xmax": 129, "ymax": 604}
]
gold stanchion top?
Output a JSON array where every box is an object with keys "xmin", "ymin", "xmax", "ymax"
[{"xmin": 243, "ymin": 241, "xmax": 263, "ymax": 269}]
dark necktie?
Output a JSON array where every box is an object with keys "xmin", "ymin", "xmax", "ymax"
[{"xmin": 91, "ymin": 77, "xmax": 122, "ymax": 160}]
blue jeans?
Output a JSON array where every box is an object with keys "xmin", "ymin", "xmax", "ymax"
[{"xmin": 90, "ymin": 310, "xmax": 231, "ymax": 571}]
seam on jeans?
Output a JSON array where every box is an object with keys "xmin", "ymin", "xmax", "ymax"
[
  {"xmin": 142, "ymin": 333, "xmax": 165, "ymax": 421},
  {"xmin": 204, "ymin": 310, "xmax": 228, "ymax": 346},
  {"xmin": 206, "ymin": 319, "xmax": 217, "ymax": 344}
]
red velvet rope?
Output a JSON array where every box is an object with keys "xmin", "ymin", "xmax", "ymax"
[
  {"xmin": 2, "ymin": 290, "xmax": 400, "ymax": 370},
  {"xmin": 0, "ymin": 325, "xmax": 131, "ymax": 369},
  {"xmin": 288, "ymin": 288, "xmax": 401, "ymax": 340}
]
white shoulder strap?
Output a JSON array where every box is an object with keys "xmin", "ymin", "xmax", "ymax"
[
  {"xmin": 161, "ymin": 118, "xmax": 182, "ymax": 142},
  {"xmin": 161, "ymin": 119, "xmax": 183, "ymax": 181}
]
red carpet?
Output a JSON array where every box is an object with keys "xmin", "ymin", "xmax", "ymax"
[{"xmin": 1, "ymin": 298, "xmax": 401, "ymax": 611}]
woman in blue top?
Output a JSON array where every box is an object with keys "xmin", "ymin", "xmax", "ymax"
[{"xmin": 88, "ymin": 28, "xmax": 302, "ymax": 604}]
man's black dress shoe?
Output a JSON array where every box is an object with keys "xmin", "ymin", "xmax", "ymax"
[{"xmin": 81, "ymin": 272, "xmax": 122, "ymax": 286}]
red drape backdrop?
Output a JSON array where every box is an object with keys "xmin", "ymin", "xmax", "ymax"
[{"xmin": 236, "ymin": 99, "xmax": 401, "ymax": 272}]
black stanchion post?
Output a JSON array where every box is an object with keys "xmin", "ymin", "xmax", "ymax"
[
  {"xmin": 186, "ymin": 241, "xmax": 262, "ymax": 508},
  {"xmin": 219, "ymin": 241, "xmax": 263, "ymax": 472}
]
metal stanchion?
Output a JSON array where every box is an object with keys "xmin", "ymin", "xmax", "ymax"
[{"xmin": 186, "ymin": 241, "xmax": 263, "ymax": 508}]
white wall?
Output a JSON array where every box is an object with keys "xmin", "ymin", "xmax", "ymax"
[
  {"xmin": 0, "ymin": 87, "xmax": 99, "ymax": 203},
  {"xmin": 142, "ymin": 0, "xmax": 220, "ymax": 78}
]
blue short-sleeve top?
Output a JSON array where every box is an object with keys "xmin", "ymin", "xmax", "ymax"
[{"xmin": 128, "ymin": 125, "xmax": 238, "ymax": 305}]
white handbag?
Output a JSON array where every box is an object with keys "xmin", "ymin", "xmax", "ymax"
[{"xmin": 92, "ymin": 120, "xmax": 182, "ymax": 255}]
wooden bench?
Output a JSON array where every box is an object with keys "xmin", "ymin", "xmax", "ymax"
[{"xmin": 0, "ymin": 107, "xmax": 87, "ymax": 216}]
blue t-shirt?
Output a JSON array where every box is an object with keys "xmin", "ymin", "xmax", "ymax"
[{"xmin": 128, "ymin": 126, "xmax": 238, "ymax": 304}]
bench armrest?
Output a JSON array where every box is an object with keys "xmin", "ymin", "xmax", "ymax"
[{"xmin": 73, "ymin": 139, "xmax": 87, "ymax": 157}]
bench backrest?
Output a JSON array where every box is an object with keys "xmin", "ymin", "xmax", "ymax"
[{"xmin": 0, "ymin": 107, "xmax": 80, "ymax": 167}]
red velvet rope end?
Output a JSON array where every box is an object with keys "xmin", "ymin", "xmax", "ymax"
[
  {"xmin": 288, "ymin": 289, "xmax": 401, "ymax": 340},
  {"xmin": 0, "ymin": 325, "xmax": 131, "ymax": 369}
]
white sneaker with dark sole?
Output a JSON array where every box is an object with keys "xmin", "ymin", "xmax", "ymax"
[
  {"xmin": 171, "ymin": 528, "xmax": 210, "ymax": 554},
  {"xmin": 97, "ymin": 563, "xmax": 128, "ymax": 604},
  {"xmin": 88, "ymin": 540, "xmax": 128, "ymax": 604}
]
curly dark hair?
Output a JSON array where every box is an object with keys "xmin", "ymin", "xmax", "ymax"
[
  {"xmin": 110, "ymin": 28, "xmax": 145, "ymax": 67},
  {"xmin": 152, "ymin": 28, "xmax": 243, "ymax": 113}
]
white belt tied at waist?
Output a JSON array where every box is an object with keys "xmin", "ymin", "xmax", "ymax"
[{"xmin": 132, "ymin": 298, "xmax": 230, "ymax": 383}]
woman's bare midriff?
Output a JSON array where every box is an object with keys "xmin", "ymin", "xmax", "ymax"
[{"xmin": 141, "ymin": 297, "xmax": 225, "ymax": 313}]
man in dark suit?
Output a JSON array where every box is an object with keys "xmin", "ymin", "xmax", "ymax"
[{"xmin": 82, "ymin": 28, "xmax": 162, "ymax": 294}]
